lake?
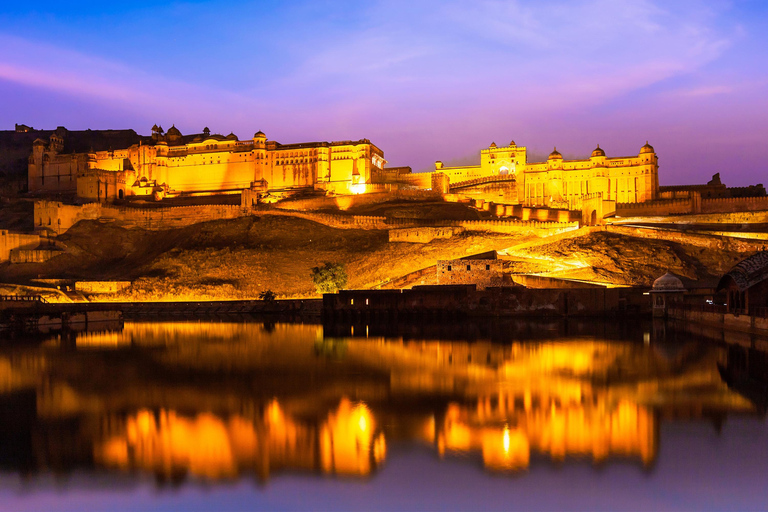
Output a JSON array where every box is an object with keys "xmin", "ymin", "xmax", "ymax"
[{"xmin": 0, "ymin": 319, "xmax": 766, "ymax": 511}]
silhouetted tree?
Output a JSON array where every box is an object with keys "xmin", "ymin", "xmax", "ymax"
[{"xmin": 258, "ymin": 290, "xmax": 277, "ymax": 301}]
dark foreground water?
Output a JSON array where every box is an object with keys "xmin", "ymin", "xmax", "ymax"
[{"xmin": 0, "ymin": 319, "xmax": 766, "ymax": 511}]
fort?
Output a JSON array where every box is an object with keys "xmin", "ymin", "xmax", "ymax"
[{"xmin": 0, "ymin": 123, "xmax": 767, "ymax": 304}]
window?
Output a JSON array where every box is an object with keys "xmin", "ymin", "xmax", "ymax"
[
  {"xmin": 467, "ymin": 265, "xmax": 471, "ymax": 271},
  {"xmin": 350, "ymin": 299, "xmax": 354, "ymax": 305},
  {"xmin": 447, "ymin": 265, "xmax": 451, "ymax": 271},
  {"xmin": 486, "ymin": 264, "xmax": 490, "ymax": 270}
]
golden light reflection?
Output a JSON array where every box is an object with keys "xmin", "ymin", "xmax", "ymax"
[
  {"xmin": 13, "ymin": 322, "xmax": 758, "ymax": 480},
  {"xmin": 95, "ymin": 397, "xmax": 384, "ymax": 482}
]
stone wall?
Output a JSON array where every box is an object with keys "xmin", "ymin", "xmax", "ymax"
[
  {"xmin": 616, "ymin": 198, "xmax": 695, "ymax": 217},
  {"xmin": 36, "ymin": 197, "xmax": 580, "ymax": 236},
  {"xmin": 271, "ymin": 189, "xmax": 442, "ymax": 212},
  {"xmin": 0, "ymin": 230, "xmax": 41, "ymax": 262},
  {"xmin": 616, "ymin": 195, "xmax": 768, "ymax": 218},
  {"xmin": 35, "ymin": 200, "xmax": 247, "ymax": 234},
  {"xmin": 701, "ymin": 196, "xmax": 768, "ymax": 213},
  {"xmin": 75, "ymin": 281, "xmax": 132, "ymax": 294},
  {"xmin": 9, "ymin": 248, "xmax": 60, "ymax": 263},
  {"xmin": 263, "ymin": 209, "xmax": 578, "ymax": 235},
  {"xmin": 388, "ymin": 227, "xmax": 465, "ymax": 243},
  {"xmin": 436, "ymin": 259, "xmax": 504, "ymax": 290}
]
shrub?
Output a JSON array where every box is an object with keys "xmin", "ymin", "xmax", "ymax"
[{"xmin": 311, "ymin": 262, "xmax": 348, "ymax": 294}]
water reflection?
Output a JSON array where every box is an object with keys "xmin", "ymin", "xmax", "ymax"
[{"xmin": 0, "ymin": 320, "xmax": 764, "ymax": 485}]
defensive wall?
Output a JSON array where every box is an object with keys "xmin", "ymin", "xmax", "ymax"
[
  {"xmin": 37, "ymin": 197, "xmax": 578, "ymax": 236},
  {"xmin": 267, "ymin": 189, "xmax": 443, "ymax": 212},
  {"xmin": 468, "ymin": 198, "xmax": 577, "ymax": 223},
  {"xmin": 388, "ymin": 227, "xmax": 465, "ymax": 243},
  {"xmin": 264, "ymin": 209, "xmax": 578, "ymax": 235},
  {"xmin": 611, "ymin": 211, "xmax": 768, "ymax": 225},
  {"xmin": 0, "ymin": 230, "xmax": 41, "ymax": 261},
  {"xmin": 615, "ymin": 195, "xmax": 768, "ymax": 218},
  {"xmin": 75, "ymin": 281, "xmax": 132, "ymax": 294},
  {"xmin": 0, "ymin": 230, "xmax": 63, "ymax": 264},
  {"xmin": 35, "ymin": 200, "xmax": 246, "ymax": 234},
  {"xmin": 10, "ymin": 249, "xmax": 61, "ymax": 263}
]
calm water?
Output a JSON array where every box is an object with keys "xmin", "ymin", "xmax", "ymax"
[{"xmin": 0, "ymin": 319, "xmax": 766, "ymax": 511}]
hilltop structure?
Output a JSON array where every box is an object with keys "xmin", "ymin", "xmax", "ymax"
[
  {"xmin": 28, "ymin": 125, "xmax": 385, "ymax": 200},
  {"xmin": 376, "ymin": 141, "xmax": 659, "ymax": 208}
]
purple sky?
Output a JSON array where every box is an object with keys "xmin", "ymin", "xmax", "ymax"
[{"xmin": 1, "ymin": 0, "xmax": 767, "ymax": 185}]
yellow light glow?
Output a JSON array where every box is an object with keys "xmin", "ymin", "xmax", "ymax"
[
  {"xmin": 359, "ymin": 414, "xmax": 367, "ymax": 432},
  {"xmin": 503, "ymin": 427, "xmax": 510, "ymax": 454}
]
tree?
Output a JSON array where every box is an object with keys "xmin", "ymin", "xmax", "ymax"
[
  {"xmin": 311, "ymin": 262, "xmax": 348, "ymax": 294},
  {"xmin": 258, "ymin": 290, "xmax": 277, "ymax": 301}
]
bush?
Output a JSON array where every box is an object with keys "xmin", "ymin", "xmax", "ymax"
[
  {"xmin": 311, "ymin": 262, "xmax": 348, "ymax": 294},
  {"xmin": 258, "ymin": 290, "xmax": 277, "ymax": 301}
]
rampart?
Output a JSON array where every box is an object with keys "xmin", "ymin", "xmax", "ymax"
[
  {"xmin": 0, "ymin": 230, "xmax": 41, "ymax": 262},
  {"xmin": 37, "ymin": 197, "xmax": 579, "ymax": 236},
  {"xmin": 615, "ymin": 198, "xmax": 695, "ymax": 217},
  {"xmin": 616, "ymin": 195, "xmax": 768, "ymax": 218},
  {"xmin": 35, "ymin": 200, "xmax": 247, "ymax": 234},
  {"xmin": 272, "ymin": 189, "xmax": 442, "ymax": 212},
  {"xmin": 261, "ymin": 209, "xmax": 579, "ymax": 235},
  {"xmin": 388, "ymin": 227, "xmax": 465, "ymax": 243},
  {"xmin": 75, "ymin": 281, "xmax": 132, "ymax": 294}
]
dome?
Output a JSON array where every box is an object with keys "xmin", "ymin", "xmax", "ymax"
[
  {"xmin": 254, "ymin": 130, "xmax": 266, "ymax": 139},
  {"xmin": 652, "ymin": 272, "xmax": 685, "ymax": 292},
  {"xmin": 226, "ymin": 132, "xmax": 238, "ymax": 140},
  {"xmin": 640, "ymin": 141, "xmax": 654, "ymax": 154},
  {"xmin": 591, "ymin": 144, "xmax": 605, "ymax": 157},
  {"xmin": 489, "ymin": 142, "xmax": 497, "ymax": 148},
  {"xmin": 509, "ymin": 140, "xmax": 516, "ymax": 147},
  {"xmin": 166, "ymin": 125, "xmax": 182, "ymax": 137},
  {"xmin": 548, "ymin": 147, "xmax": 562, "ymax": 160}
]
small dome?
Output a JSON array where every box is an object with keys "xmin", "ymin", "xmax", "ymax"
[
  {"xmin": 652, "ymin": 272, "xmax": 685, "ymax": 292},
  {"xmin": 640, "ymin": 141, "xmax": 654, "ymax": 154},
  {"xmin": 166, "ymin": 125, "xmax": 182, "ymax": 137},
  {"xmin": 254, "ymin": 130, "xmax": 266, "ymax": 139},
  {"xmin": 226, "ymin": 132, "xmax": 238, "ymax": 140},
  {"xmin": 509, "ymin": 140, "xmax": 516, "ymax": 147},
  {"xmin": 548, "ymin": 147, "xmax": 562, "ymax": 160},
  {"xmin": 489, "ymin": 142, "xmax": 497, "ymax": 148},
  {"xmin": 591, "ymin": 144, "xmax": 605, "ymax": 157}
]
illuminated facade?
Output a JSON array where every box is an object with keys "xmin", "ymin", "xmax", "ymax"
[
  {"xmin": 28, "ymin": 126, "xmax": 385, "ymax": 200},
  {"xmin": 421, "ymin": 141, "xmax": 659, "ymax": 207}
]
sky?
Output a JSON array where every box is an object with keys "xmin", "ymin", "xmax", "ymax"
[{"xmin": 1, "ymin": 0, "xmax": 767, "ymax": 185}]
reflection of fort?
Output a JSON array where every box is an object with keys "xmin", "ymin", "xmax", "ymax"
[
  {"xmin": 96, "ymin": 399, "xmax": 385, "ymax": 480},
  {"xmin": 0, "ymin": 322, "xmax": 762, "ymax": 482}
]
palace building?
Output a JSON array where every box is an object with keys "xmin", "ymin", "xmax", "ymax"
[
  {"xmin": 415, "ymin": 141, "xmax": 659, "ymax": 207},
  {"xmin": 28, "ymin": 125, "xmax": 385, "ymax": 201}
]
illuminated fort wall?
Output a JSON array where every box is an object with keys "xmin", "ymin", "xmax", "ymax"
[{"xmin": 29, "ymin": 129, "xmax": 385, "ymax": 200}]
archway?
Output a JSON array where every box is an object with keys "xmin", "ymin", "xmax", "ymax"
[
  {"xmin": 590, "ymin": 210, "xmax": 597, "ymax": 226},
  {"xmin": 498, "ymin": 166, "xmax": 509, "ymax": 176},
  {"xmin": 118, "ymin": 189, "xmax": 124, "ymax": 199}
]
